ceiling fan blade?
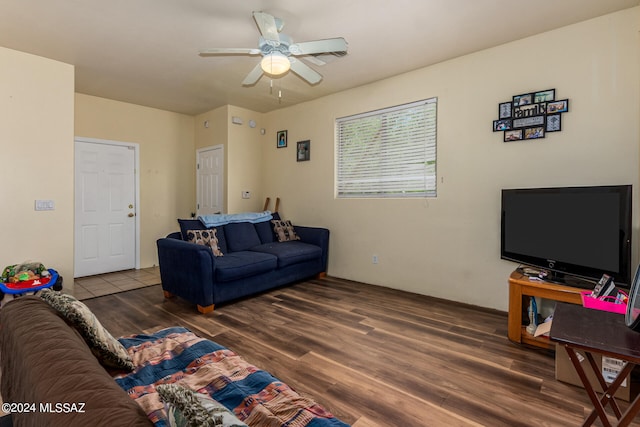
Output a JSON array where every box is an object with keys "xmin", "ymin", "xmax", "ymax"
[
  {"xmin": 253, "ymin": 11, "xmax": 280, "ymax": 45},
  {"xmin": 289, "ymin": 38, "xmax": 347, "ymax": 55},
  {"xmin": 289, "ymin": 58, "xmax": 322, "ymax": 85},
  {"xmin": 199, "ymin": 48, "xmax": 261, "ymax": 56},
  {"xmin": 242, "ymin": 62, "xmax": 264, "ymax": 86},
  {"xmin": 302, "ymin": 55, "xmax": 327, "ymax": 66}
]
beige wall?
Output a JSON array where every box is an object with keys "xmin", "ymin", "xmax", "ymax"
[
  {"xmin": 195, "ymin": 105, "xmax": 266, "ymax": 213},
  {"xmin": 74, "ymin": 94, "xmax": 195, "ymax": 269},
  {"xmin": 227, "ymin": 105, "xmax": 266, "ymax": 213},
  {"xmin": 0, "ymin": 47, "xmax": 75, "ymax": 289},
  {"xmin": 262, "ymin": 8, "xmax": 640, "ymax": 311}
]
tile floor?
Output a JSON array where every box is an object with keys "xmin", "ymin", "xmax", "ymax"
[{"xmin": 73, "ymin": 266, "xmax": 161, "ymax": 300}]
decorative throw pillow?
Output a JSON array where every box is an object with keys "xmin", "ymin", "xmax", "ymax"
[
  {"xmin": 186, "ymin": 229, "xmax": 223, "ymax": 257},
  {"xmin": 271, "ymin": 219, "xmax": 300, "ymax": 242},
  {"xmin": 39, "ymin": 288, "xmax": 135, "ymax": 371},
  {"xmin": 157, "ymin": 383, "xmax": 248, "ymax": 427}
]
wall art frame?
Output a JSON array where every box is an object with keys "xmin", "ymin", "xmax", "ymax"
[
  {"xmin": 493, "ymin": 88, "xmax": 569, "ymax": 142},
  {"xmin": 546, "ymin": 114, "xmax": 562, "ymax": 132},
  {"xmin": 499, "ymin": 102, "xmax": 512, "ymax": 119},
  {"xmin": 277, "ymin": 130, "xmax": 287, "ymax": 148},
  {"xmin": 547, "ymin": 99, "xmax": 569, "ymax": 113},
  {"xmin": 493, "ymin": 119, "xmax": 512, "ymax": 131},
  {"xmin": 524, "ymin": 127, "xmax": 545, "ymax": 140},
  {"xmin": 297, "ymin": 140, "xmax": 310, "ymax": 162},
  {"xmin": 504, "ymin": 129, "xmax": 523, "ymax": 142}
]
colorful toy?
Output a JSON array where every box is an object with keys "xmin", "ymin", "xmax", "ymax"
[{"xmin": 0, "ymin": 262, "xmax": 61, "ymax": 295}]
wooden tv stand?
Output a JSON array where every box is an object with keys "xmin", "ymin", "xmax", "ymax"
[{"xmin": 508, "ymin": 270, "xmax": 583, "ymax": 349}]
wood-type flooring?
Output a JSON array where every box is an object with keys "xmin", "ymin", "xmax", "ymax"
[{"xmin": 84, "ymin": 276, "xmax": 640, "ymax": 427}]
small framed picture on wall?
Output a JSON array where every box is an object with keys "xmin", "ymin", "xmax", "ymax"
[
  {"xmin": 504, "ymin": 129, "xmax": 523, "ymax": 142},
  {"xmin": 297, "ymin": 140, "xmax": 310, "ymax": 162},
  {"xmin": 546, "ymin": 114, "xmax": 562, "ymax": 132},
  {"xmin": 277, "ymin": 130, "xmax": 287, "ymax": 148},
  {"xmin": 498, "ymin": 102, "xmax": 512, "ymax": 119},
  {"xmin": 534, "ymin": 89, "xmax": 555, "ymax": 103},
  {"xmin": 547, "ymin": 99, "xmax": 569, "ymax": 114}
]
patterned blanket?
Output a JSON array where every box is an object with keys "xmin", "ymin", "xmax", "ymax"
[{"xmin": 114, "ymin": 327, "xmax": 349, "ymax": 427}]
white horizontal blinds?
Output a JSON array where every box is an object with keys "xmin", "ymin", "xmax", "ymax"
[{"xmin": 337, "ymin": 98, "xmax": 437, "ymax": 198}]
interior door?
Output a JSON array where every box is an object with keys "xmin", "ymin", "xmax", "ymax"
[
  {"xmin": 197, "ymin": 145, "xmax": 224, "ymax": 216},
  {"xmin": 75, "ymin": 141, "xmax": 136, "ymax": 277}
]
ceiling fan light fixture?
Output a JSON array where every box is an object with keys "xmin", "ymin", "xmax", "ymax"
[{"xmin": 261, "ymin": 52, "xmax": 290, "ymax": 76}]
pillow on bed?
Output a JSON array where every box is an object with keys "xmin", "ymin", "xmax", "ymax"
[
  {"xmin": 271, "ymin": 219, "xmax": 300, "ymax": 242},
  {"xmin": 157, "ymin": 383, "xmax": 248, "ymax": 427},
  {"xmin": 186, "ymin": 229, "xmax": 224, "ymax": 257},
  {"xmin": 39, "ymin": 288, "xmax": 135, "ymax": 371}
]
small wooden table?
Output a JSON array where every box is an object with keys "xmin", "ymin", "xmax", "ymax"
[{"xmin": 550, "ymin": 303, "xmax": 640, "ymax": 427}]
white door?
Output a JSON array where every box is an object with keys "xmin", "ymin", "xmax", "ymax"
[
  {"xmin": 197, "ymin": 145, "xmax": 224, "ymax": 216},
  {"xmin": 75, "ymin": 141, "xmax": 136, "ymax": 277}
]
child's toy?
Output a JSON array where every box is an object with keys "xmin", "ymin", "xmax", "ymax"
[
  {"xmin": 3, "ymin": 262, "xmax": 47, "ymax": 283},
  {"xmin": 0, "ymin": 262, "xmax": 62, "ymax": 296}
]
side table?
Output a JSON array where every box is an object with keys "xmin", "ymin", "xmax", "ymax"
[{"xmin": 550, "ymin": 302, "xmax": 640, "ymax": 426}]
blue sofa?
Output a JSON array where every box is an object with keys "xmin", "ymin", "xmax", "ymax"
[{"xmin": 156, "ymin": 215, "xmax": 329, "ymax": 313}]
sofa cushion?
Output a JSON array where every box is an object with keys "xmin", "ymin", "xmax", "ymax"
[
  {"xmin": 250, "ymin": 241, "xmax": 322, "ymax": 268},
  {"xmin": 178, "ymin": 219, "xmax": 206, "ymax": 239},
  {"xmin": 39, "ymin": 289, "xmax": 135, "ymax": 371},
  {"xmin": 255, "ymin": 212, "xmax": 281, "ymax": 244},
  {"xmin": 255, "ymin": 220, "xmax": 275, "ymax": 244},
  {"xmin": 178, "ymin": 219, "xmax": 228, "ymax": 253},
  {"xmin": 157, "ymin": 383, "xmax": 248, "ymax": 427},
  {"xmin": 271, "ymin": 219, "xmax": 300, "ymax": 242},
  {"xmin": 214, "ymin": 251, "xmax": 277, "ymax": 282},
  {"xmin": 186, "ymin": 229, "xmax": 223, "ymax": 257},
  {"xmin": 224, "ymin": 222, "xmax": 261, "ymax": 252}
]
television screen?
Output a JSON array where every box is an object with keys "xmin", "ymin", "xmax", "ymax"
[{"xmin": 501, "ymin": 185, "xmax": 632, "ymax": 287}]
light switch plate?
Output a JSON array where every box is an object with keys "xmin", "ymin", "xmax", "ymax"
[{"xmin": 35, "ymin": 200, "xmax": 55, "ymax": 211}]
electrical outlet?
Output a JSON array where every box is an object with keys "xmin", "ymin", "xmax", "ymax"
[
  {"xmin": 372, "ymin": 255, "xmax": 379, "ymax": 264},
  {"xmin": 242, "ymin": 191, "xmax": 251, "ymax": 199}
]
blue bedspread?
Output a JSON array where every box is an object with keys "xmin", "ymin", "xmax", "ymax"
[{"xmin": 114, "ymin": 327, "xmax": 350, "ymax": 427}]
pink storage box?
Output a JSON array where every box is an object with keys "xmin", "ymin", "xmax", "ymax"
[{"xmin": 580, "ymin": 290, "xmax": 626, "ymax": 314}]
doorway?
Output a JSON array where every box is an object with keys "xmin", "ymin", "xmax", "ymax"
[
  {"xmin": 74, "ymin": 138, "xmax": 139, "ymax": 277},
  {"xmin": 196, "ymin": 145, "xmax": 224, "ymax": 216}
]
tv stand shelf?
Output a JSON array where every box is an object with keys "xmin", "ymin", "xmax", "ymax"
[{"xmin": 508, "ymin": 270, "xmax": 583, "ymax": 349}]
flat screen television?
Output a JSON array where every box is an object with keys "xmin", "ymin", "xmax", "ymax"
[{"xmin": 501, "ymin": 185, "xmax": 632, "ymax": 288}]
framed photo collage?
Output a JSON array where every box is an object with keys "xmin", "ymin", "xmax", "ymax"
[{"xmin": 493, "ymin": 89, "xmax": 569, "ymax": 142}]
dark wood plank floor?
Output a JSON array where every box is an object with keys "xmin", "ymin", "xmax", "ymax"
[{"xmin": 84, "ymin": 276, "xmax": 640, "ymax": 427}]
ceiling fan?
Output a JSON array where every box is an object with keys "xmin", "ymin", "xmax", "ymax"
[{"xmin": 199, "ymin": 11, "xmax": 348, "ymax": 86}]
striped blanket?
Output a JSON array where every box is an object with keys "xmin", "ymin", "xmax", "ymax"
[{"xmin": 114, "ymin": 327, "xmax": 349, "ymax": 427}]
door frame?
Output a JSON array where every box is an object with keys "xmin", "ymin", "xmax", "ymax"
[
  {"xmin": 74, "ymin": 136, "xmax": 141, "ymax": 274},
  {"xmin": 196, "ymin": 144, "xmax": 225, "ymax": 216}
]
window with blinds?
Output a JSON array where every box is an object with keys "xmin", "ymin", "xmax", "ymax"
[{"xmin": 336, "ymin": 98, "xmax": 437, "ymax": 198}]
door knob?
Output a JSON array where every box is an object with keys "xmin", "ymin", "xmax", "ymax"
[{"xmin": 128, "ymin": 213, "xmax": 135, "ymax": 217}]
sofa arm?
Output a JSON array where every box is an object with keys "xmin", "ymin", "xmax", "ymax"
[
  {"xmin": 156, "ymin": 238, "xmax": 217, "ymax": 307},
  {"xmin": 294, "ymin": 226, "xmax": 330, "ymax": 272},
  {"xmin": 0, "ymin": 297, "xmax": 152, "ymax": 426}
]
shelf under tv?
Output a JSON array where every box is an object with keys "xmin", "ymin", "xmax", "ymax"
[{"xmin": 508, "ymin": 270, "xmax": 583, "ymax": 350}]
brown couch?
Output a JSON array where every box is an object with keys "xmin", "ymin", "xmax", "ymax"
[{"xmin": 0, "ymin": 296, "xmax": 151, "ymax": 427}]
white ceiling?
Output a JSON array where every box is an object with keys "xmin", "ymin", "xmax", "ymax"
[{"xmin": 1, "ymin": 0, "xmax": 638, "ymax": 115}]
